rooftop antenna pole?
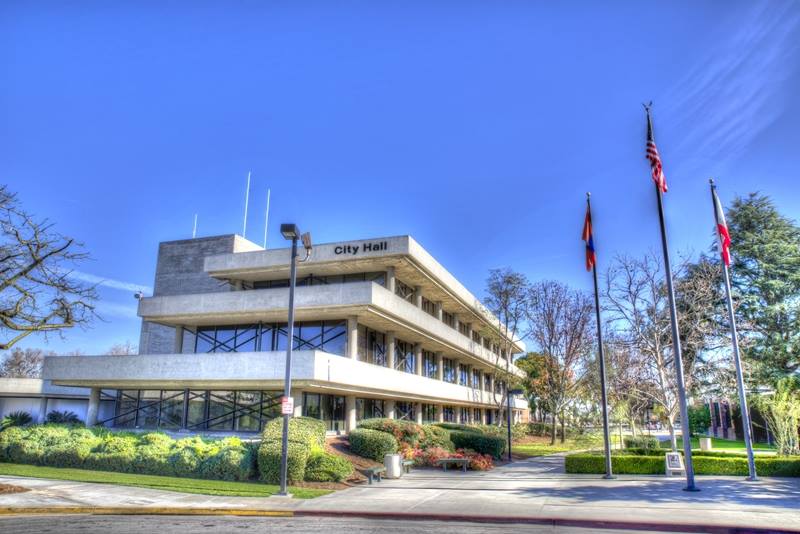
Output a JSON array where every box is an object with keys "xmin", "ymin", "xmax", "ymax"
[
  {"xmin": 243, "ymin": 171, "xmax": 251, "ymax": 238},
  {"xmin": 263, "ymin": 188, "xmax": 271, "ymax": 249},
  {"xmin": 192, "ymin": 214, "xmax": 198, "ymax": 238}
]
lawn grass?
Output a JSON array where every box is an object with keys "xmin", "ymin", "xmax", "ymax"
[
  {"xmin": 660, "ymin": 437, "xmax": 775, "ymax": 452},
  {"xmin": 511, "ymin": 436, "xmax": 593, "ymax": 457},
  {"xmin": 0, "ymin": 463, "xmax": 330, "ymax": 499}
]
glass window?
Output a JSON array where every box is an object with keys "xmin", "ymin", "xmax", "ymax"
[
  {"xmin": 484, "ymin": 373, "xmax": 492, "ymax": 391},
  {"xmin": 421, "ymin": 297, "xmax": 437, "ymax": 317},
  {"xmin": 195, "ymin": 328, "xmax": 215, "ymax": 353},
  {"xmin": 304, "ymin": 393, "xmax": 346, "ymax": 432},
  {"xmin": 443, "ymin": 406, "xmax": 455, "ymax": 423},
  {"xmin": 443, "ymin": 358, "xmax": 457, "ymax": 383},
  {"xmin": 395, "ymin": 279, "xmax": 415, "ymax": 303},
  {"xmin": 459, "ymin": 407, "xmax": 469, "ymax": 423},
  {"xmin": 235, "ymin": 326, "xmax": 258, "ymax": 352},
  {"xmin": 365, "ymin": 272, "xmax": 386, "ymax": 286},
  {"xmin": 115, "ymin": 390, "xmax": 139, "ymax": 428},
  {"xmin": 186, "ymin": 390, "xmax": 207, "ymax": 429},
  {"xmin": 395, "ymin": 340, "xmax": 416, "ymax": 374},
  {"xmin": 207, "ymin": 391, "xmax": 235, "ymax": 430},
  {"xmin": 137, "ymin": 390, "xmax": 161, "ymax": 428},
  {"xmin": 356, "ymin": 398, "xmax": 385, "ymax": 421},
  {"xmin": 303, "ymin": 393, "xmax": 321, "ymax": 420},
  {"xmin": 474, "ymin": 408, "xmax": 481, "ymax": 423},
  {"xmin": 296, "ymin": 322, "xmax": 323, "ymax": 350},
  {"xmin": 159, "ymin": 390, "xmax": 185, "ymax": 430},
  {"xmin": 459, "ymin": 322, "xmax": 470, "ymax": 337},
  {"xmin": 472, "ymin": 369, "xmax": 481, "ymax": 388},
  {"xmin": 472, "ymin": 331, "xmax": 481, "ymax": 343},
  {"xmin": 321, "ymin": 321, "xmax": 347, "ymax": 355},
  {"xmin": 422, "ymin": 404, "xmax": 437, "ymax": 424},
  {"xmin": 396, "ymin": 401, "xmax": 415, "ymax": 421},
  {"xmin": 422, "ymin": 350, "xmax": 437, "ymax": 379},
  {"xmin": 235, "ymin": 391, "xmax": 262, "ymax": 432},
  {"xmin": 442, "ymin": 310, "xmax": 455, "ymax": 328},
  {"xmin": 358, "ymin": 326, "xmax": 386, "ymax": 366},
  {"xmin": 459, "ymin": 364, "xmax": 469, "ymax": 386}
]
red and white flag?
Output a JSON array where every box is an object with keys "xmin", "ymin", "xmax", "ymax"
[
  {"xmin": 646, "ymin": 109, "xmax": 667, "ymax": 193},
  {"xmin": 713, "ymin": 188, "xmax": 731, "ymax": 266}
]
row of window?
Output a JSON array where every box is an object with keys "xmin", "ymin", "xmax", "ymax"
[{"xmin": 193, "ymin": 321, "xmax": 346, "ymax": 356}]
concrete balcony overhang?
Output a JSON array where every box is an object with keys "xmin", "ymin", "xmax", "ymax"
[
  {"xmin": 137, "ymin": 281, "xmax": 524, "ymax": 376},
  {"xmin": 43, "ymin": 351, "xmax": 529, "ymax": 410}
]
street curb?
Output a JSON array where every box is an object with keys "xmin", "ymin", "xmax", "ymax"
[{"xmin": 0, "ymin": 506, "xmax": 797, "ymax": 533}]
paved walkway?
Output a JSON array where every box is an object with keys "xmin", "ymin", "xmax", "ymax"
[{"xmin": 1, "ymin": 455, "xmax": 799, "ymax": 532}]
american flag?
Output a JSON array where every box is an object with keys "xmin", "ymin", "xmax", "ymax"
[{"xmin": 646, "ymin": 108, "xmax": 667, "ymax": 193}]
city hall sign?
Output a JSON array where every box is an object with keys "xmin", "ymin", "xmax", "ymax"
[{"xmin": 334, "ymin": 241, "xmax": 388, "ymax": 255}]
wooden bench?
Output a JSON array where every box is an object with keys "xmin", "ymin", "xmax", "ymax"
[
  {"xmin": 435, "ymin": 457, "xmax": 469, "ymax": 472},
  {"xmin": 402, "ymin": 460, "xmax": 414, "ymax": 474},
  {"xmin": 363, "ymin": 466, "xmax": 386, "ymax": 484}
]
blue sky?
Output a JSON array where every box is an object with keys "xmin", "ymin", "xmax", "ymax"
[{"xmin": 2, "ymin": 2, "xmax": 799, "ymax": 354}]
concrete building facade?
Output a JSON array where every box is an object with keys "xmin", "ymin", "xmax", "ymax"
[{"xmin": 43, "ymin": 234, "xmax": 529, "ymax": 433}]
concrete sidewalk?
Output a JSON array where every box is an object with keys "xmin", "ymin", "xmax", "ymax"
[{"xmin": 1, "ymin": 455, "xmax": 799, "ymax": 532}]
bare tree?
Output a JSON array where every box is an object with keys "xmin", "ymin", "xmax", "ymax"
[
  {"xmin": 0, "ymin": 347, "xmax": 54, "ymax": 378},
  {"xmin": 526, "ymin": 280, "xmax": 594, "ymax": 444},
  {"xmin": 0, "ymin": 186, "xmax": 97, "ymax": 349},
  {"xmin": 480, "ymin": 268, "xmax": 529, "ymax": 424},
  {"xmin": 603, "ymin": 252, "xmax": 720, "ymax": 449},
  {"xmin": 107, "ymin": 340, "xmax": 137, "ymax": 355}
]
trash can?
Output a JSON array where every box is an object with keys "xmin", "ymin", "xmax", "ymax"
[
  {"xmin": 384, "ymin": 453, "xmax": 403, "ymax": 479},
  {"xmin": 699, "ymin": 437, "xmax": 713, "ymax": 451}
]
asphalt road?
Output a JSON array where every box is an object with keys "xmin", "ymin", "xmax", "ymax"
[{"xmin": 0, "ymin": 515, "xmax": 684, "ymax": 534}]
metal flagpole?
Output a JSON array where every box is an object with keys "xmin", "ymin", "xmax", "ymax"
[
  {"xmin": 645, "ymin": 104, "xmax": 697, "ymax": 491},
  {"xmin": 586, "ymin": 193, "xmax": 614, "ymax": 479},
  {"xmin": 709, "ymin": 179, "xmax": 758, "ymax": 481},
  {"xmin": 243, "ymin": 171, "xmax": 251, "ymax": 238},
  {"xmin": 263, "ymin": 188, "xmax": 271, "ymax": 249}
]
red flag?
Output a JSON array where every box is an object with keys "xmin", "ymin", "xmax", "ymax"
[
  {"xmin": 713, "ymin": 188, "xmax": 731, "ymax": 266},
  {"xmin": 582, "ymin": 206, "xmax": 596, "ymax": 271},
  {"xmin": 646, "ymin": 109, "xmax": 668, "ymax": 193}
]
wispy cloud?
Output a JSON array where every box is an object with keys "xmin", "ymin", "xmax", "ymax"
[
  {"xmin": 661, "ymin": 3, "xmax": 800, "ymax": 168},
  {"xmin": 69, "ymin": 271, "xmax": 153, "ymax": 294}
]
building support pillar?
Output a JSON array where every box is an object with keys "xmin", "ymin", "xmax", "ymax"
[
  {"xmin": 386, "ymin": 332, "xmax": 395, "ymax": 370},
  {"xmin": 38, "ymin": 397, "xmax": 48, "ymax": 424},
  {"xmin": 292, "ymin": 390, "xmax": 303, "ymax": 418},
  {"xmin": 86, "ymin": 387, "xmax": 101, "ymax": 427},
  {"xmin": 436, "ymin": 405, "xmax": 444, "ymax": 423},
  {"xmin": 386, "ymin": 399, "xmax": 396, "ymax": 419},
  {"xmin": 174, "ymin": 326, "xmax": 184, "ymax": 353},
  {"xmin": 347, "ymin": 316, "xmax": 359, "ymax": 360},
  {"xmin": 414, "ymin": 286, "xmax": 423, "ymax": 308},
  {"xmin": 435, "ymin": 301, "xmax": 443, "ymax": 321},
  {"xmin": 386, "ymin": 266, "xmax": 396, "ymax": 294},
  {"xmin": 480, "ymin": 408, "xmax": 487, "ymax": 425},
  {"xmin": 345, "ymin": 395, "xmax": 357, "ymax": 432},
  {"xmin": 415, "ymin": 403, "xmax": 423, "ymax": 425}
]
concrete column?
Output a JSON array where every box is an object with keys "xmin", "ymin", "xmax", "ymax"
[
  {"xmin": 174, "ymin": 326, "xmax": 184, "ymax": 354},
  {"xmin": 292, "ymin": 390, "xmax": 303, "ymax": 418},
  {"xmin": 38, "ymin": 397, "xmax": 49, "ymax": 423},
  {"xmin": 435, "ymin": 301, "xmax": 443, "ymax": 321},
  {"xmin": 466, "ymin": 323, "xmax": 473, "ymax": 339},
  {"xmin": 386, "ymin": 399, "xmax": 396, "ymax": 419},
  {"xmin": 453, "ymin": 314, "xmax": 460, "ymax": 331},
  {"xmin": 436, "ymin": 405, "xmax": 444, "ymax": 423},
  {"xmin": 480, "ymin": 409, "xmax": 487, "ymax": 425},
  {"xmin": 386, "ymin": 332, "xmax": 396, "ymax": 369},
  {"xmin": 414, "ymin": 343, "xmax": 423, "ymax": 375},
  {"xmin": 414, "ymin": 286, "xmax": 423, "ymax": 308},
  {"xmin": 345, "ymin": 395, "xmax": 357, "ymax": 432},
  {"xmin": 386, "ymin": 266, "xmax": 396, "ymax": 293},
  {"xmin": 346, "ymin": 316, "xmax": 359, "ymax": 360},
  {"xmin": 436, "ymin": 352, "xmax": 444, "ymax": 381},
  {"xmin": 86, "ymin": 387, "xmax": 101, "ymax": 426},
  {"xmin": 415, "ymin": 403, "xmax": 423, "ymax": 425},
  {"xmin": 466, "ymin": 365, "xmax": 473, "ymax": 388},
  {"xmin": 455, "ymin": 407, "xmax": 462, "ymax": 424}
]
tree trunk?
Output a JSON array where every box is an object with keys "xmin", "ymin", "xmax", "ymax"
[
  {"xmin": 668, "ymin": 417, "xmax": 677, "ymax": 451},
  {"xmin": 560, "ymin": 414, "xmax": 566, "ymax": 443},
  {"xmin": 550, "ymin": 415, "xmax": 557, "ymax": 445}
]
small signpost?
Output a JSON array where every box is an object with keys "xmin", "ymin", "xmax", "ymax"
[
  {"xmin": 665, "ymin": 452, "xmax": 685, "ymax": 477},
  {"xmin": 281, "ymin": 396, "xmax": 294, "ymax": 416}
]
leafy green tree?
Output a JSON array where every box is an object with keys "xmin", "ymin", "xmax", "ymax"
[
  {"xmin": 687, "ymin": 404, "xmax": 711, "ymax": 437},
  {"xmin": 755, "ymin": 377, "xmax": 800, "ymax": 456},
  {"xmin": 726, "ymin": 193, "xmax": 800, "ymax": 383}
]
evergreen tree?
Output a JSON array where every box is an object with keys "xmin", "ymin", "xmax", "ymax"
[{"xmin": 726, "ymin": 193, "xmax": 800, "ymax": 383}]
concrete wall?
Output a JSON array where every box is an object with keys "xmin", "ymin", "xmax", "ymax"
[
  {"xmin": 139, "ymin": 235, "xmax": 262, "ymax": 354},
  {"xmin": 0, "ymin": 378, "xmax": 114, "ymax": 423}
]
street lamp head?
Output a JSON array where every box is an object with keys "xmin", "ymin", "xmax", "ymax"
[
  {"xmin": 301, "ymin": 232, "xmax": 312, "ymax": 252},
  {"xmin": 280, "ymin": 223, "xmax": 300, "ymax": 240}
]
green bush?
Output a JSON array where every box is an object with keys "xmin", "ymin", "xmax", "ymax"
[
  {"xmin": 305, "ymin": 451, "xmax": 353, "ymax": 482},
  {"xmin": 420, "ymin": 425, "xmax": 453, "ymax": 450},
  {"xmin": 97, "ymin": 434, "xmax": 138, "ymax": 455},
  {"xmin": 0, "ymin": 427, "xmax": 26, "ymax": 462},
  {"xmin": 687, "ymin": 405, "xmax": 711, "ymax": 437},
  {"xmin": 623, "ymin": 436, "xmax": 660, "ymax": 450},
  {"xmin": 358, "ymin": 418, "xmax": 422, "ymax": 447},
  {"xmin": 566, "ymin": 453, "xmax": 664, "ymax": 475},
  {"xmin": 449, "ymin": 430, "xmax": 506, "ymax": 459},
  {"xmin": 83, "ymin": 451, "xmax": 137, "ymax": 473},
  {"xmin": 261, "ymin": 417, "xmax": 326, "ymax": 452},
  {"xmin": 433, "ymin": 423, "xmax": 480, "ymax": 433},
  {"xmin": 257, "ymin": 440, "xmax": 309, "ymax": 484},
  {"xmin": 45, "ymin": 410, "xmax": 83, "ymax": 425},
  {"xmin": 349, "ymin": 428, "xmax": 398, "ymax": 461},
  {"xmin": 168, "ymin": 438, "xmax": 209, "ymax": 478},
  {"xmin": 7, "ymin": 439, "xmax": 46, "ymax": 465},
  {"xmin": 200, "ymin": 445, "xmax": 255, "ymax": 481}
]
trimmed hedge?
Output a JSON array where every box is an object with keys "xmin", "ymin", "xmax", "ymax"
[
  {"xmin": 257, "ymin": 441, "xmax": 309, "ymax": 484},
  {"xmin": 419, "ymin": 425, "xmax": 453, "ymax": 450},
  {"xmin": 566, "ymin": 452, "xmax": 800, "ymax": 477},
  {"xmin": 0, "ymin": 424, "xmax": 256, "ymax": 481},
  {"xmin": 305, "ymin": 451, "xmax": 353, "ymax": 482},
  {"xmin": 261, "ymin": 417, "xmax": 326, "ymax": 453},
  {"xmin": 449, "ymin": 430, "xmax": 506, "ymax": 459},
  {"xmin": 349, "ymin": 428, "xmax": 398, "ymax": 461},
  {"xmin": 358, "ymin": 418, "xmax": 423, "ymax": 447}
]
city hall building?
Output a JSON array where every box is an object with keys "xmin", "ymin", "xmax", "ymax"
[{"xmin": 43, "ymin": 235, "xmax": 529, "ymax": 434}]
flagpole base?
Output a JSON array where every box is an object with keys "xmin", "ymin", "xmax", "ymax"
[
  {"xmin": 602, "ymin": 474, "xmax": 616, "ymax": 480},
  {"xmin": 746, "ymin": 476, "xmax": 759, "ymax": 482},
  {"xmin": 683, "ymin": 486, "xmax": 701, "ymax": 492}
]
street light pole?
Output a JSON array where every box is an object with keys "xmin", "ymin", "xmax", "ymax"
[
  {"xmin": 277, "ymin": 230, "xmax": 299, "ymax": 497},
  {"xmin": 277, "ymin": 224, "xmax": 312, "ymax": 497}
]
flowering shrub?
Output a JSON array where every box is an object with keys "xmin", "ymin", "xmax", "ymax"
[{"xmin": 459, "ymin": 449, "xmax": 494, "ymax": 471}]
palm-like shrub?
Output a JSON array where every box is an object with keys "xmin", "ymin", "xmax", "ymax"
[
  {"xmin": 46, "ymin": 410, "xmax": 83, "ymax": 425},
  {"xmin": 1, "ymin": 411, "xmax": 33, "ymax": 431}
]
